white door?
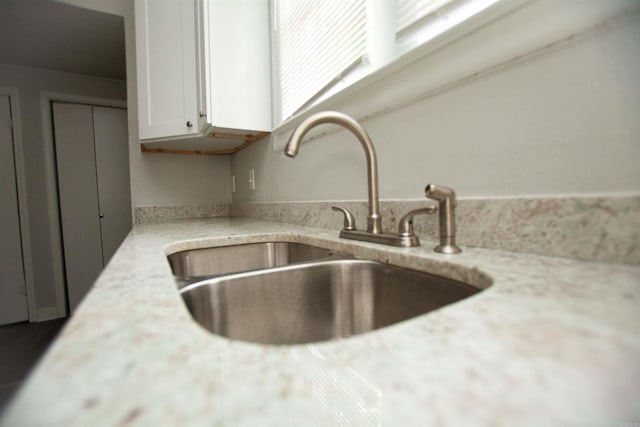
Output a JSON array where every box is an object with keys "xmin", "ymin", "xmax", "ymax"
[
  {"xmin": 53, "ymin": 102, "xmax": 131, "ymax": 313},
  {"xmin": 0, "ymin": 95, "xmax": 29, "ymax": 325},
  {"xmin": 53, "ymin": 103, "xmax": 104, "ymax": 313},
  {"xmin": 93, "ymin": 106, "xmax": 132, "ymax": 265}
]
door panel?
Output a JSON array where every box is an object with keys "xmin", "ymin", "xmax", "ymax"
[
  {"xmin": 93, "ymin": 106, "xmax": 132, "ymax": 265},
  {"xmin": 53, "ymin": 102, "xmax": 104, "ymax": 313},
  {"xmin": 0, "ymin": 95, "xmax": 28, "ymax": 325}
]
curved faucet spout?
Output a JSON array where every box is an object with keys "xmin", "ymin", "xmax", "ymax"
[{"xmin": 285, "ymin": 111, "xmax": 382, "ymax": 234}]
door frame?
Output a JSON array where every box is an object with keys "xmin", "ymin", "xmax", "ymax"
[
  {"xmin": 40, "ymin": 92, "xmax": 127, "ymax": 319},
  {"xmin": 0, "ymin": 87, "xmax": 36, "ymax": 321}
]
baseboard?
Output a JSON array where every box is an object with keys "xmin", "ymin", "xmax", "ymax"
[{"xmin": 36, "ymin": 307, "xmax": 60, "ymax": 322}]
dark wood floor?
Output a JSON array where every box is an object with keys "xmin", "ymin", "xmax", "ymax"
[{"xmin": 0, "ymin": 318, "xmax": 67, "ymax": 415}]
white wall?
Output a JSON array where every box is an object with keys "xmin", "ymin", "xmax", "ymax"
[
  {"xmin": 132, "ymin": 152, "xmax": 230, "ymax": 206},
  {"xmin": 231, "ymin": 4, "xmax": 640, "ymax": 203},
  {"xmin": 0, "ymin": 63, "xmax": 126, "ymax": 312}
]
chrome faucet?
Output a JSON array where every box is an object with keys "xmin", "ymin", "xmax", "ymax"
[
  {"xmin": 285, "ymin": 111, "xmax": 383, "ymax": 234},
  {"xmin": 284, "ymin": 111, "xmax": 461, "ymax": 253},
  {"xmin": 285, "ymin": 111, "xmax": 420, "ymax": 247}
]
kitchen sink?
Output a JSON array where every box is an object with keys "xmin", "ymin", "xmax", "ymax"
[
  {"xmin": 180, "ymin": 259, "xmax": 482, "ymax": 345},
  {"xmin": 168, "ymin": 241, "xmax": 351, "ymax": 288}
]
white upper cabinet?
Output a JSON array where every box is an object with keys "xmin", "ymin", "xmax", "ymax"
[
  {"xmin": 135, "ymin": 0, "xmax": 199, "ymax": 140},
  {"xmin": 135, "ymin": 0, "xmax": 271, "ymax": 143}
]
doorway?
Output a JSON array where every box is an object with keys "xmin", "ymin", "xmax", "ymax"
[{"xmin": 51, "ymin": 101, "xmax": 131, "ymax": 313}]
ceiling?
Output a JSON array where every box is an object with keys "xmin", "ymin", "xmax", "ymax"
[{"xmin": 0, "ymin": 0, "xmax": 126, "ymax": 80}]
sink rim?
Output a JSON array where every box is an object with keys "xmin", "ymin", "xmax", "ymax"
[
  {"xmin": 179, "ymin": 258, "xmax": 487, "ymax": 346},
  {"xmin": 165, "ymin": 235, "xmax": 494, "ymax": 291},
  {"xmin": 167, "ymin": 240, "xmax": 354, "ymax": 288},
  {"xmin": 180, "ymin": 257, "xmax": 484, "ymax": 295}
]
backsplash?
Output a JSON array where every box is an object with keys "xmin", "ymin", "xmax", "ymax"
[
  {"xmin": 135, "ymin": 203, "xmax": 229, "ymax": 224},
  {"xmin": 135, "ymin": 196, "xmax": 639, "ymax": 264},
  {"xmin": 230, "ymin": 195, "xmax": 640, "ymax": 265}
]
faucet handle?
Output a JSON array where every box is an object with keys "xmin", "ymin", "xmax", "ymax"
[
  {"xmin": 331, "ymin": 206, "xmax": 356, "ymax": 231},
  {"xmin": 397, "ymin": 207, "xmax": 437, "ymax": 237}
]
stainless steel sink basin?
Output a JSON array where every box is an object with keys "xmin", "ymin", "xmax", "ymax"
[
  {"xmin": 181, "ymin": 259, "xmax": 482, "ymax": 345},
  {"xmin": 168, "ymin": 241, "xmax": 350, "ymax": 288}
]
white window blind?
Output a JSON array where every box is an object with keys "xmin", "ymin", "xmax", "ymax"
[
  {"xmin": 397, "ymin": 0, "xmax": 454, "ymax": 33},
  {"xmin": 275, "ymin": 0, "xmax": 367, "ymax": 120}
]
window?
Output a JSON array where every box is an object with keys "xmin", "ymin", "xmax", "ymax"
[
  {"xmin": 397, "ymin": 0, "xmax": 454, "ymax": 34},
  {"xmin": 271, "ymin": 0, "xmax": 501, "ymax": 125},
  {"xmin": 273, "ymin": 0, "xmax": 367, "ymax": 120}
]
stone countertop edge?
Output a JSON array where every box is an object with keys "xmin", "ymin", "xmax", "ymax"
[{"xmin": 2, "ymin": 218, "xmax": 639, "ymax": 427}]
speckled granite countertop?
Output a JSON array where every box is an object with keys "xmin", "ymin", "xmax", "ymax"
[{"xmin": 2, "ymin": 219, "xmax": 639, "ymax": 426}]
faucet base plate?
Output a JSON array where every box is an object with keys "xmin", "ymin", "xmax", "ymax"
[{"xmin": 339, "ymin": 229, "xmax": 420, "ymax": 248}]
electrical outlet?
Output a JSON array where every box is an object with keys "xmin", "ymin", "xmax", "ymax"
[
  {"xmin": 231, "ymin": 175, "xmax": 236, "ymax": 193},
  {"xmin": 248, "ymin": 168, "xmax": 256, "ymax": 191}
]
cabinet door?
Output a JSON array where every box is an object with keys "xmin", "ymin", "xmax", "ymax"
[
  {"xmin": 135, "ymin": 0, "xmax": 199, "ymax": 140},
  {"xmin": 208, "ymin": 0, "xmax": 271, "ymax": 131}
]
